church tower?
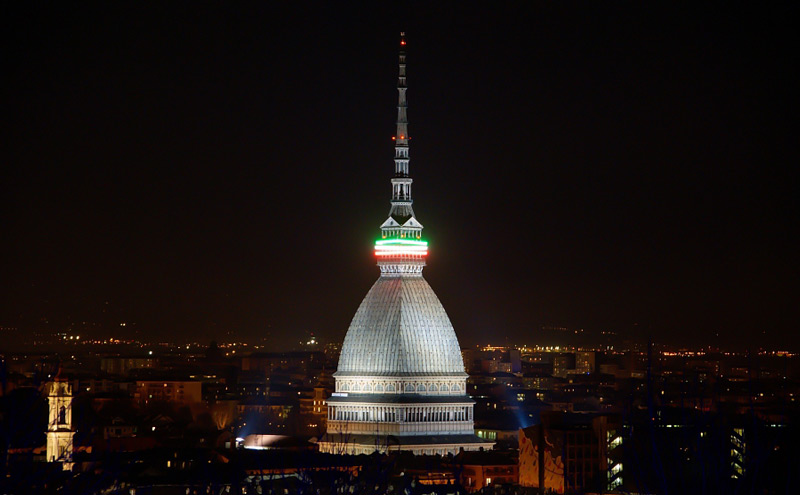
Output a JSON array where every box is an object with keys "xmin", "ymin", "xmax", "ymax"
[
  {"xmin": 318, "ymin": 34, "xmax": 493, "ymax": 455},
  {"xmin": 45, "ymin": 377, "xmax": 74, "ymax": 468}
]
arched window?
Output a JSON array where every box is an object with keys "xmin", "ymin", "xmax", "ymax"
[{"xmin": 58, "ymin": 405, "xmax": 66, "ymax": 425}]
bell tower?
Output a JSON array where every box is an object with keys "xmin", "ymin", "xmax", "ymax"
[{"xmin": 45, "ymin": 377, "xmax": 74, "ymax": 469}]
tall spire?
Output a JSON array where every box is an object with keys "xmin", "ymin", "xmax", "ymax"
[
  {"xmin": 388, "ymin": 32, "xmax": 416, "ymax": 224},
  {"xmin": 375, "ymin": 33, "xmax": 427, "ymax": 273},
  {"xmin": 395, "ymin": 32, "xmax": 409, "ymax": 172}
]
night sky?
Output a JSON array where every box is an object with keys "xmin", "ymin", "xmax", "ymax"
[{"xmin": 2, "ymin": 3, "xmax": 796, "ymax": 350}]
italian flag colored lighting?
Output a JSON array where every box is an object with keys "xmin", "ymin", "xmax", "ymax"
[{"xmin": 374, "ymin": 238, "xmax": 428, "ymax": 256}]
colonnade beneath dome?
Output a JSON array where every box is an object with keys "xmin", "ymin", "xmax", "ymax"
[
  {"xmin": 318, "ymin": 441, "xmax": 484, "ymax": 457},
  {"xmin": 328, "ymin": 404, "xmax": 473, "ymax": 423},
  {"xmin": 325, "ymin": 401, "xmax": 476, "ymax": 437}
]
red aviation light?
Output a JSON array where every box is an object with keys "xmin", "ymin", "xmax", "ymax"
[
  {"xmin": 375, "ymin": 251, "xmax": 427, "ymax": 257},
  {"xmin": 400, "ymin": 40, "xmax": 406, "ymax": 46},
  {"xmin": 392, "ymin": 136, "xmax": 396, "ymax": 140}
]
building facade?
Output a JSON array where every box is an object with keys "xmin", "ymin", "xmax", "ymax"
[
  {"xmin": 318, "ymin": 34, "xmax": 492, "ymax": 456},
  {"xmin": 519, "ymin": 412, "xmax": 622, "ymax": 493},
  {"xmin": 134, "ymin": 380, "xmax": 202, "ymax": 406}
]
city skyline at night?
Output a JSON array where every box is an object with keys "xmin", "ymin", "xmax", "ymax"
[{"xmin": 1, "ymin": 5, "xmax": 798, "ymax": 492}]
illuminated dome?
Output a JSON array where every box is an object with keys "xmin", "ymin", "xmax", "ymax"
[{"xmin": 336, "ymin": 276, "xmax": 465, "ymax": 376}]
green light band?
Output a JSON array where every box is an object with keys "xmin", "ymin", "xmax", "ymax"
[{"xmin": 375, "ymin": 239, "xmax": 428, "ymax": 247}]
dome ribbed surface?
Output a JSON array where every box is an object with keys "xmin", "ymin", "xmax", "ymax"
[{"xmin": 337, "ymin": 276, "xmax": 465, "ymax": 375}]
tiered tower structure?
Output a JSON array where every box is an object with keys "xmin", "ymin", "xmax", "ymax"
[
  {"xmin": 45, "ymin": 377, "xmax": 74, "ymax": 469},
  {"xmin": 318, "ymin": 34, "xmax": 492, "ymax": 455}
]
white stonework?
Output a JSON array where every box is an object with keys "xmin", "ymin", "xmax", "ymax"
[{"xmin": 337, "ymin": 277, "xmax": 465, "ymax": 375}]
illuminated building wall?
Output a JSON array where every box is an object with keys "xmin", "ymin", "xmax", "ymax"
[
  {"xmin": 134, "ymin": 380, "xmax": 202, "ymax": 405},
  {"xmin": 519, "ymin": 412, "xmax": 622, "ymax": 493}
]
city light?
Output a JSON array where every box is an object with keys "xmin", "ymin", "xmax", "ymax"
[{"xmin": 1, "ymin": 15, "xmax": 794, "ymax": 494}]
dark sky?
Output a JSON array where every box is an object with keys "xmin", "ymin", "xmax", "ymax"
[{"xmin": 1, "ymin": 3, "xmax": 797, "ymax": 350}]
